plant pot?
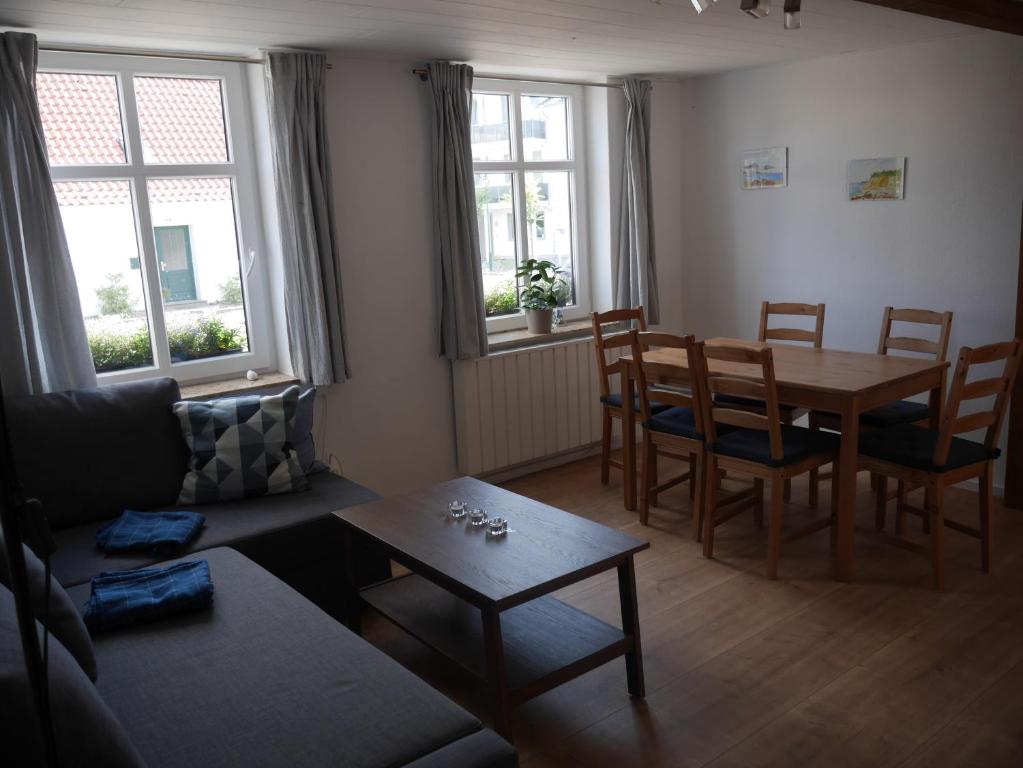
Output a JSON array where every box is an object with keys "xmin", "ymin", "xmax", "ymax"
[{"xmin": 525, "ymin": 308, "xmax": 554, "ymax": 335}]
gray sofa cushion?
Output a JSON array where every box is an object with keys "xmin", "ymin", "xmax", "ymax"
[
  {"xmin": 67, "ymin": 547, "xmax": 490, "ymax": 768},
  {"xmin": 0, "ymin": 585, "xmax": 145, "ymax": 768},
  {"xmin": 7, "ymin": 377, "xmax": 188, "ymax": 530},
  {"xmin": 404, "ymin": 730, "xmax": 518, "ymax": 768},
  {"xmin": 0, "ymin": 537, "xmax": 97, "ymax": 679},
  {"xmin": 51, "ymin": 470, "xmax": 379, "ymax": 587}
]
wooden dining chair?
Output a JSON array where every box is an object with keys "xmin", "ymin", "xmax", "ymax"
[
  {"xmin": 717, "ymin": 301, "xmax": 826, "ymax": 501},
  {"xmin": 629, "ymin": 331, "xmax": 704, "ymax": 534},
  {"xmin": 693, "ymin": 340, "xmax": 839, "ymax": 579},
  {"xmin": 592, "ymin": 307, "xmax": 669, "ymax": 486},
  {"xmin": 858, "ymin": 339, "xmax": 1022, "ymax": 589},
  {"xmin": 808, "ymin": 307, "xmax": 954, "ymax": 511}
]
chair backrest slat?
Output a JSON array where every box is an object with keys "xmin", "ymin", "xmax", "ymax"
[
  {"xmin": 693, "ymin": 340, "xmax": 784, "ymax": 461},
  {"xmin": 592, "ymin": 307, "xmax": 646, "ymax": 399},
  {"xmin": 758, "ymin": 301, "xmax": 825, "ymax": 348},
  {"xmin": 629, "ymin": 331, "xmax": 701, "ymax": 428},
  {"xmin": 960, "ymin": 376, "xmax": 1010, "ymax": 401},
  {"xmin": 877, "ymin": 306, "xmax": 953, "ymax": 362},
  {"xmin": 933, "ymin": 339, "xmax": 1023, "ymax": 465}
]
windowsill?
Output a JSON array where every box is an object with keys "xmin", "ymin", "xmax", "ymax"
[
  {"xmin": 487, "ymin": 319, "xmax": 592, "ymax": 353},
  {"xmin": 179, "ymin": 371, "xmax": 299, "ymax": 400}
]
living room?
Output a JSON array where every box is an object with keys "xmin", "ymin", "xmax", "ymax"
[{"xmin": 2, "ymin": 1, "xmax": 1022, "ymax": 766}]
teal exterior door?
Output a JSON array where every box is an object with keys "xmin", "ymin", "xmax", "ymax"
[{"xmin": 155, "ymin": 225, "xmax": 197, "ymax": 302}]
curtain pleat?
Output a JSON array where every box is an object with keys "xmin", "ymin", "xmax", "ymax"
[
  {"xmin": 265, "ymin": 51, "xmax": 349, "ymax": 384},
  {"xmin": 614, "ymin": 78, "xmax": 660, "ymax": 325},
  {"xmin": 0, "ymin": 31, "xmax": 97, "ymax": 396},
  {"xmin": 427, "ymin": 62, "xmax": 488, "ymax": 360}
]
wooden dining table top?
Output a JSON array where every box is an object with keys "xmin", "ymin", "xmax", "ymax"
[{"xmin": 621, "ymin": 337, "xmax": 949, "ymax": 398}]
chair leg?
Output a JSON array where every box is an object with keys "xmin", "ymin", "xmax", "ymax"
[
  {"xmin": 702, "ymin": 454, "xmax": 719, "ymax": 558},
  {"xmin": 895, "ymin": 480, "xmax": 907, "ymax": 536},
  {"xmin": 649, "ymin": 434, "xmax": 660, "ymax": 507},
  {"xmin": 753, "ymin": 478, "xmax": 765, "ymax": 529},
  {"xmin": 980, "ymin": 462, "xmax": 993, "ymax": 573},
  {"xmin": 922, "ymin": 486, "xmax": 932, "ymax": 535},
  {"xmin": 830, "ymin": 461, "xmax": 840, "ymax": 554},
  {"xmin": 929, "ymin": 481, "xmax": 945, "ymax": 590},
  {"xmin": 874, "ymin": 475, "xmax": 888, "ymax": 532},
  {"xmin": 807, "ymin": 412, "xmax": 819, "ymax": 508},
  {"xmin": 691, "ymin": 451, "xmax": 705, "ymax": 542},
  {"xmin": 767, "ymin": 476, "xmax": 785, "ymax": 580},
  {"xmin": 639, "ymin": 436, "xmax": 653, "ymax": 526},
  {"xmin": 600, "ymin": 408, "xmax": 612, "ymax": 485},
  {"xmin": 688, "ymin": 453, "xmax": 697, "ymax": 501}
]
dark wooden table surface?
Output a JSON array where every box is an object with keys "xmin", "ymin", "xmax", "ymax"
[{"xmin": 334, "ymin": 476, "xmax": 650, "ymax": 741}]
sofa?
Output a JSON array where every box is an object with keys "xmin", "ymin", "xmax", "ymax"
[{"xmin": 1, "ymin": 378, "xmax": 517, "ymax": 767}]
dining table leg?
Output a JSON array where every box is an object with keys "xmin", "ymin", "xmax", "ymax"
[
  {"xmin": 835, "ymin": 400, "xmax": 861, "ymax": 582},
  {"xmin": 622, "ymin": 360, "xmax": 637, "ymax": 511}
]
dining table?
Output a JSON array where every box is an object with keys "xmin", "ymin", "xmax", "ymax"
[{"xmin": 618, "ymin": 337, "xmax": 949, "ymax": 582}]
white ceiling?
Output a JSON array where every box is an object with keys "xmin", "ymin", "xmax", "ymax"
[{"xmin": 0, "ymin": 0, "xmax": 975, "ymax": 80}]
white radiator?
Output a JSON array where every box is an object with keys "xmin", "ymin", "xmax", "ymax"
[{"xmin": 452, "ymin": 337, "xmax": 622, "ymax": 476}]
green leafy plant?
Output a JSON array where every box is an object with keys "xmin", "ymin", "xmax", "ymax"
[
  {"xmin": 95, "ymin": 273, "xmax": 135, "ymax": 317},
  {"xmin": 218, "ymin": 276, "xmax": 243, "ymax": 304},
  {"xmin": 484, "ymin": 280, "xmax": 519, "ymax": 316},
  {"xmin": 168, "ymin": 317, "xmax": 246, "ymax": 363},
  {"xmin": 88, "ymin": 326, "xmax": 154, "ymax": 373},
  {"xmin": 515, "ymin": 259, "xmax": 566, "ymax": 311},
  {"xmin": 87, "ymin": 316, "xmax": 247, "ymax": 373}
]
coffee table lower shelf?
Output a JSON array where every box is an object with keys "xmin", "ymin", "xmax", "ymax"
[{"xmin": 361, "ymin": 573, "xmax": 630, "ymax": 705}]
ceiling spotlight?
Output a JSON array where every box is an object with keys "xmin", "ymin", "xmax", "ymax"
[
  {"xmin": 740, "ymin": 0, "xmax": 770, "ymax": 18},
  {"xmin": 691, "ymin": 0, "xmax": 716, "ymax": 13},
  {"xmin": 784, "ymin": 0, "xmax": 801, "ymax": 28}
]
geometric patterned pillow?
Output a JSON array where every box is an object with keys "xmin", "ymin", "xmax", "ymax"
[{"xmin": 172, "ymin": 385, "xmax": 308, "ymax": 504}]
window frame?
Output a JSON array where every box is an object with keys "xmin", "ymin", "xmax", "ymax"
[
  {"xmin": 472, "ymin": 79, "xmax": 590, "ymax": 333},
  {"xmin": 39, "ymin": 51, "xmax": 274, "ymax": 384}
]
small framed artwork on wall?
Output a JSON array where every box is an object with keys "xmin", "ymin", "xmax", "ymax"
[
  {"xmin": 742, "ymin": 147, "xmax": 787, "ymax": 189},
  {"xmin": 848, "ymin": 157, "xmax": 905, "ymax": 201}
]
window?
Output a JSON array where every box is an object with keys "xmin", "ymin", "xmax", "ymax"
[
  {"xmin": 38, "ymin": 52, "xmax": 272, "ymax": 382},
  {"xmin": 471, "ymin": 80, "xmax": 589, "ymax": 331}
]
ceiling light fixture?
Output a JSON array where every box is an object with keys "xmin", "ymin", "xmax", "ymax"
[
  {"xmin": 740, "ymin": 0, "xmax": 771, "ymax": 18},
  {"xmin": 784, "ymin": 0, "xmax": 801, "ymax": 28},
  {"xmin": 691, "ymin": 0, "xmax": 716, "ymax": 14}
]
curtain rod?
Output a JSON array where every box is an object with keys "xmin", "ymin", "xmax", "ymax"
[
  {"xmin": 411, "ymin": 68, "xmax": 624, "ymax": 89},
  {"xmin": 38, "ymin": 43, "xmax": 333, "ymax": 68}
]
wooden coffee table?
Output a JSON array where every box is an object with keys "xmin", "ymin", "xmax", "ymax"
[{"xmin": 334, "ymin": 476, "xmax": 649, "ymax": 742}]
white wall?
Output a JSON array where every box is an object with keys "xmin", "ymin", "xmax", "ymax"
[
  {"xmin": 678, "ymin": 31, "xmax": 1023, "ymax": 485},
  {"xmin": 305, "ymin": 55, "xmax": 686, "ymax": 492}
]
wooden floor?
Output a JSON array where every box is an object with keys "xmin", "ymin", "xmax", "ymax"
[{"xmin": 361, "ymin": 454, "xmax": 1023, "ymax": 767}]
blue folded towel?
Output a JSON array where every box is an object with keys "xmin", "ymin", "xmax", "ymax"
[
  {"xmin": 83, "ymin": 560, "xmax": 214, "ymax": 633},
  {"xmin": 96, "ymin": 510, "xmax": 205, "ymax": 553}
]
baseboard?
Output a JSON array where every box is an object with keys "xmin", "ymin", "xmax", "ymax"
[{"xmin": 475, "ymin": 439, "xmax": 616, "ymax": 485}]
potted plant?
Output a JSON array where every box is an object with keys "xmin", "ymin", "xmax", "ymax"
[{"xmin": 515, "ymin": 258, "xmax": 566, "ymax": 334}]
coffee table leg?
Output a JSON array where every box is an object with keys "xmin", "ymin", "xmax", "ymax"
[
  {"xmin": 618, "ymin": 556, "xmax": 645, "ymax": 698},
  {"xmin": 482, "ymin": 606, "xmax": 513, "ymax": 741},
  {"xmin": 342, "ymin": 528, "xmax": 361, "ymax": 634}
]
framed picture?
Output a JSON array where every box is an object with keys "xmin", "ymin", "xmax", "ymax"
[
  {"xmin": 847, "ymin": 157, "xmax": 905, "ymax": 201},
  {"xmin": 742, "ymin": 147, "xmax": 787, "ymax": 189}
]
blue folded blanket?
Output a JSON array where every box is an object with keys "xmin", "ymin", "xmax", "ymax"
[
  {"xmin": 84, "ymin": 560, "xmax": 214, "ymax": 633},
  {"xmin": 96, "ymin": 509, "xmax": 205, "ymax": 553}
]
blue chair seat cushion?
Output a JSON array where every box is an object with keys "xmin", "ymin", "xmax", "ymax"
[
  {"xmin": 713, "ymin": 424, "xmax": 840, "ymax": 467},
  {"xmin": 600, "ymin": 393, "xmax": 671, "ymax": 414},
  {"xmin": 858, "ymin": 425, "xmax": 999, "ymax": 473},
  {"xmin": 859, "ymin": 400, "xmax": 931, "ymax": 429},
  {"xmin": 714, "ymin": 393, "xmax": 801, "ymax": 415},
  {"xmin": 644, "ymin": 407, "xmax": 704, "ymax": 441}
]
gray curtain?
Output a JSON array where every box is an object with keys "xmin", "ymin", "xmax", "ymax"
[
  {"xmin": 614, "ymin": 78, "xmax": 660, "ymax": 325},
  {"xmin": 0, "ymin": 32, "xmax": 97, "ymax": 396},
  {"xmin": 427, "ymin": 62, "xmax": 488, "ymax": 360},
  {"xmin": 265, "ymin": 51, "xmax": 349, "ymax": 385}
]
